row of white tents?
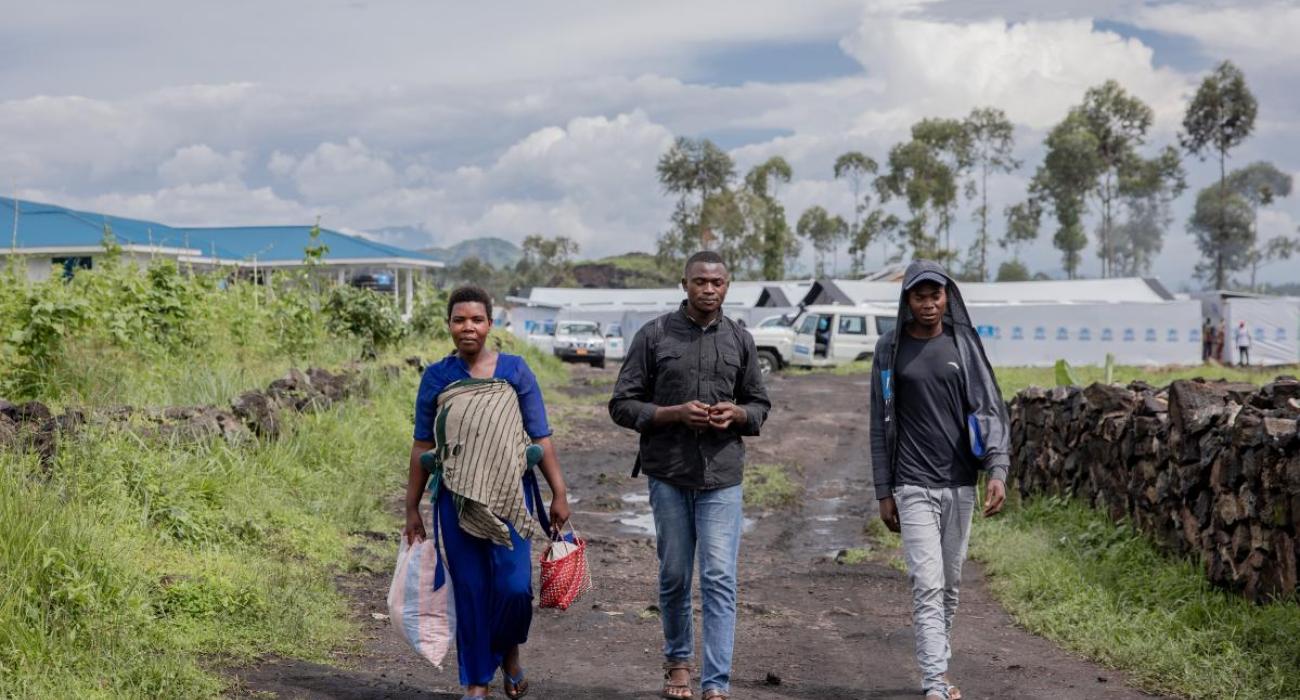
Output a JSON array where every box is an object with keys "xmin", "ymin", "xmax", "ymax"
[{"xmin": 503, "ymin": 277, "xmax": 1300, "ymax": 367}]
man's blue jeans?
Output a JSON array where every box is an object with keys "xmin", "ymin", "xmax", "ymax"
[{"xmin": 648, "ymin": 476, "xmax": 744, "ymax": 694}]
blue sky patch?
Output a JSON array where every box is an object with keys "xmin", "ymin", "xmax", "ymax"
[{"xmin": 686, "ymin": 39, "xmax": 862, "ymax": 87}]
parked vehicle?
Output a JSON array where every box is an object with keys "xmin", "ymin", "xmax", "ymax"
[
  {"xmin": 746, "ymin": 313, "xmax": 798, "ymax": 376},
  {"xmin": 604, "ymin": 322, "xmax": 626, "ymax": 362},
  {"xmin": 525, "ymin": 319, "xmax": 557, "ymax": 352},
  {"xmin": 552, "ymin": 320, "xmax": 607, "ymax": 368},
  {"xmin": 789, "ymin": 304, "xmax": 897, "ymax": 368}
]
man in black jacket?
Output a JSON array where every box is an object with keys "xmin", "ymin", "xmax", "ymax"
[
  {"xmin": 609, "ymin": 250, "xmax": 771, "ymax": 700},
  {"xmin": 870, "ymin": 260, "xmax": 1009, "ymax": 700}
]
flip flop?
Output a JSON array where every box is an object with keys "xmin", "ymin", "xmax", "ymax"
[{"xmin": 502, "ymin": 666, "xmax": 529, "ymax": 700}]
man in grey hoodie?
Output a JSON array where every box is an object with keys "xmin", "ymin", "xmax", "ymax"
[{"xmin": 869, "ymin": 260, "xmax": 1010, "ymax": 700}]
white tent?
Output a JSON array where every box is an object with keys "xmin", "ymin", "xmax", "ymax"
[{"xmin": 969, "ymin": 300, "xmax": 1203, "ymax": 367}]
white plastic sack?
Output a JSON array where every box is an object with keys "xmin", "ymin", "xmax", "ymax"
[{"xmin": 386, "ymin": 535, "xmax": 456, "ymax": 667}]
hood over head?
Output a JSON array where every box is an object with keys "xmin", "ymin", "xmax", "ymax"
[{"xmin": 897, "ymin": 259, "xmax": 973, "ymax": 329}]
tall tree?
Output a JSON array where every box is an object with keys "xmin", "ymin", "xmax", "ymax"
[
  {"xmin": 1030, "ymin": 111, "xmax": 1098, "ymax": 278},
  {"xmin": 1227, "ymin": 161, "xmax": 1293, "ymax": 289},
  {"xmin": 1111, "ymin": 145, "xmax": 1186, "ymax": 276},
  {"xmin": 745, "ymin": 157, "xmax": 799, "ymax": 280},
  {"xmin": 656, "ymin": 136, "xmax": 736, "ymax": 259},
  {"xmin": 910, "ymin": 117, "xmax": 973, "ymax": 257},
  {"xmin": 833, "ymin": 152, "xmax": 878, "ymax": 274},
  {"xmin": 1076, "ymin": 80, "xmax": 1156, "ymax": 277},
  {"xmin": 847, "ymin": 209, "xmax": 899, "ymax": 276},
  {"xmin": 1000, "ymin": 199, "xmax": 1041, "ymax": 262},
  {"xmin": 796, "ymin": 206, "xmax": 847, "ymax": 278},
  {"xmin": 1188, "ymin": 183, "xmax": 1254, "ymax": 288},
  {"xmin": 962, "ymin": 107, "xmax": 1020, "ymax": 281},
  {"xmin": 1247, "ymin": 236, "xmax": 1299, "ymax": 291},
  {"xmin": 1181, "ymin": 60, "xmax": 1258, "ymax": 290},
  {"xmin": 875, "ymin": 136, "xmax": 957, "ymax": 263}
]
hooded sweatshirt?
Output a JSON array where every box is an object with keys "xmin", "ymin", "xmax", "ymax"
[{"xmin": 869, "ymin": 260, "xmax": 1010, "ymax": 500}]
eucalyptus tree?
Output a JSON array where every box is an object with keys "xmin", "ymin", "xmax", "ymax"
[
  {"xmin": 1188, "ymin": 183, "xmax": 1254, "ymax": 288},
  {"xmin": 745, "ymin": 156, "xmax": 798, "ymax": 280},
  {"xmin": 875, "ymin": 133, "xmax": 959, "ymax": 263},
  {"xmin": 910, "ymin": 117, "xmax": 973, "ymax": 257},
  {"xmin": 655, "ymin": 136, "xmax": 736, "ymax": 259},
  {"xmin": 834, "ymin": 151, "xmax": 878, "ymax": 273},
  {"xmin": 796, "ymin": 206, "xmax": 848, "ymax": 278},
  {"xmin": 1228, "ymin": 161, "xmax": 1295, "ymax": 288},
  {"xmin": 962, "ymin": 107, "xmax": 1020, "ymax": 281},
  {"xmin": 1029, "ymin": 111, "xmax": 1096, "ymax": 278},
  {"xmin": 1181, "ymin": 60, "xmax": 1257, "ymax": 289},
  {"xmin": 1111, "ymin": 145, "xmax": 1186, "ymax": 276}
]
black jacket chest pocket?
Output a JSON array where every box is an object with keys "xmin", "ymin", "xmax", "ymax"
[
  {"xmin": 653, "ymin": 346, "xmax": 686, "ymax": 400},
  {"xmin": 714, "ymin": 348, "xmax": 743, "ymax": 400}
]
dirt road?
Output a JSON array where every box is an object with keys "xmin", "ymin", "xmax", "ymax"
[{"xmin": 231, "ymin": 368, "xmax": 1161, "ymax": 699}]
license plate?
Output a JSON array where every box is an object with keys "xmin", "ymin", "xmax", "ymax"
[{"xmin": 576, "ymin": 348, "xmax": 588, "ymax": 356}]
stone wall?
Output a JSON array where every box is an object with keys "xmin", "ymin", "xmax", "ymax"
[
  {"xmin": 0, "ymin": 366, "xmax": 370, "ymax": 466},
  {"xmin": 1010, "ymin": 377, "xmax": 1300, "ymax": 602}
]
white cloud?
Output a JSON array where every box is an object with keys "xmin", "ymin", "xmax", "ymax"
[
  {"xmin": 287, "ymin": 138, "xmax": 399, "ymax": 202},
  {"xmin": 841, "ymin": 8, "xmax": 1191, "ymax": 131},
  {"xmin": 1131, "ymin": 2, "xmax": 1300, "ymax": 67},
  {"xmin": 157, "ymin": 145, "xmax": 245, "ymax": 186}
]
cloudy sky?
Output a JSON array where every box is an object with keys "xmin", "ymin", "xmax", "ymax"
[{"xmin": 3, "ymin": 0, "xmax": 1298, "ymax": 288}]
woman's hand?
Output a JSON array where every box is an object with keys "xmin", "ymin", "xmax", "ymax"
[
  {"xmin": 548, "ymin": 493, "xmax": 571, "ymax": 535},
  {"xmin": 403, "ymin": 508, "xmax": 427, "ymax": 545}
]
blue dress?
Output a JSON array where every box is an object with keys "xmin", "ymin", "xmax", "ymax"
[{"xmin": 413, "ymin": 353, "xmax": 551, "ymax": 687}]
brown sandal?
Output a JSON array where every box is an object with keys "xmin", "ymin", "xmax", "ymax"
[
  {"xmin": 662, "ymin": 660, "xmax": 693, "ymax": 699},
  {"xmin": 702, "ymin": 690, "xmax": 729, "ymax": 699}
]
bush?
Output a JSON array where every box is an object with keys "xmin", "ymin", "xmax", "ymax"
[{"xmin": 324, "ymin": 285, "xmax": 407, "ymax": 358}]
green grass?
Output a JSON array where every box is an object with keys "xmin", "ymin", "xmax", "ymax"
[
  {"xmin": 0, "ymin": 331, "xmax": 568, "ymax": 698},
  {"xmin": 0, "ymin": 366, "xmax": 417, "ymax": 697},
  {"xmin": 743, "ymin": 463, "xmax": 803, "ymax": 509},
  {"xmin": 994, "ymin": 364, "xmax": 1294, "ymax": 400},
  {"xmin": 971, "ymin": 496, "xmax": 1300, "ymax": 700}
]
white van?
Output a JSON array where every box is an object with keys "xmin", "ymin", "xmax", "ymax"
[{"xmin": 789, "ymin": 303, "xmax": 898, "ymax": 368}]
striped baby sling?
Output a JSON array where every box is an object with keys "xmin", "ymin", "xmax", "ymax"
[{"xmin": 429, "ymin": 377, "xmax": 539, "ymax": 546}]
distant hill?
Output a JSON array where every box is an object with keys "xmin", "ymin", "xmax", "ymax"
[
  {"xmin": 421, "ymin": 237, "xmax": 521, "ymax": 269},
  {"xmin": 569, "ymin": 252, "xmax": 678, "ymax": 288}
]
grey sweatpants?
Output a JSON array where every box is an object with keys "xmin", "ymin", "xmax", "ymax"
[{"xmin": 895, "ymin": 484, "xmax": 976, "ymax": 699}]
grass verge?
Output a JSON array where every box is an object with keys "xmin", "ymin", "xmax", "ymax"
[
  {"xmin": 970, "ymin": 496, "xmax": 1300, "ymax": 700},
  {"xmin": 743, "ymin": 463, "xmax": 803, "ymax": 509},
  {"xmin": 0, "ymin": 367, "xmax": 415, "ymax": 698}
]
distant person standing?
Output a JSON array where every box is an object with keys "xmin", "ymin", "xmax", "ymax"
[
  {"xmin": 609, "ymin": 250, "xmax": 771, "ymax": 700},
  {"xmin": 1202, "ymin": 318, "xmax": 1212, "ymax": 362},
  {"xmin": 1215, "ymin": 320, "xmax": 1227, "ymax": 363},
  {"xmin": 1236, "ymin": 321, "xmax": 1252, "ymax": 366},
  {"xmin": 870, "ymin": 260, "xmax": 1010, "ymax": 700}
]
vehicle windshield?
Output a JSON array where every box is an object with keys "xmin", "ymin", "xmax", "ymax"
[
  {"xmin": 557, "ymin": 322, "xmax": 600, "ymax": 336},
  {"xmin": 797, "ymin": 314, "xmax": 820, "ymax": 335},
  {"xmin": 758, "ymin": 316, "xmax": 791, "ymax": 328}
]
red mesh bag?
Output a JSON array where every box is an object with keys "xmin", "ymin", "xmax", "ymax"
[{"xmin": 538, "ymin": 525, "xmax": 592, "ymax": 610}]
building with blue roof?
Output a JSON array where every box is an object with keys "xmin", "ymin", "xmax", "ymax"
[{"xmin": 0, "ymin": 197, "xmax": 442, "ymax": 313}]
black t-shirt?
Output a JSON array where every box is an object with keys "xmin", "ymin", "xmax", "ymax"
[{"xmin": 893, "ymin": 325, "xmax": 980, "ymax": 488}]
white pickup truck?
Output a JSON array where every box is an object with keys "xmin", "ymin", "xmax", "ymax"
[{"xmin": 747, "ymin": 304, "xmax": 898, "ymax": 374}]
